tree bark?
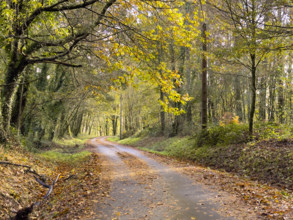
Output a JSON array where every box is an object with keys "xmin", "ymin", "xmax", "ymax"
[
  {"xmin": 112, "ymin": 115, "xmax": 118, "ymax": 136},
  {"xmin": 201, "ymin": 22, "xmax": 208, "ymax": 130},
  {"xmin": 120, "ymin": 94, "xmax": 123, "ymax": 139},
  {"xmin": 2, "ymin": 56, "xmax": 28, "ymax": 134},
  {"xmin": 268, "ymin": 62, "xmax": 276, "ymax": 122},
  {"xmin": 277, "ymin": 63, "xmax": 284, "ymax": 123},
  {"xmin": 234, "ymin": 75, "xmax": 243, "ymax": 121},
  {"xmin": 160, "ymin": 88, "xmax": 165, "ymax": 134},
  {"xmin": 11, "ymin": 73, "xmax": 29, "ymax": 132},
  {"xmin": 157, "ymin": 42, "xmax": 165, "ymax": 135},
  {"xmin": 249, "ymin": 53, "xmax": 257, "ymax": 136},
  {"xmin": 169, "ymin": 39, "xmax": 179, "ymax": 136}
]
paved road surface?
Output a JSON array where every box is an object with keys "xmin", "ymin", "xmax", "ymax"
[{"xmin": 90, "ymin": 137, "xmax": 236, "ymax": 220}]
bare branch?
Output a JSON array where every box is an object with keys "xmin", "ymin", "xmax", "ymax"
[
  {"xmin": 0, "ymin": 161, "xmax": 44, "ymax": 179},
  {"xmin": 0, "ymin": 161, "xmax": 31, "ymax": 169}
]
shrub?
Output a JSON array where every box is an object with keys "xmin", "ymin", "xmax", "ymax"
[
  {"xmin": 164, "ymin": 137, "xmax": 196, "ymax": 160},
  {"xmin": 195, "ymin": 123, "xmax": 249, "ymax": 147},
  {"xmin": 254, "ymin": 122, "xmax": 293, "ymax": 140}
]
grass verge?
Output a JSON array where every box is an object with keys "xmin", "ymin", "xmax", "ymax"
[{"xmin": 109, "ymin": 135, "xmax": 293, "ymax": 190}]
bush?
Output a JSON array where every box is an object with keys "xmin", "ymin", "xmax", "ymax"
[
  {"xmin": 254, "ymin": 122, "xmax": 293, "ymax": 140},
  {"xmin": 163, "ymin": 137, "xmax": 196, "ymax": 160},
  {"xmin": 195, "ymin": 123, "xmax": 249, "ymax": 147}
]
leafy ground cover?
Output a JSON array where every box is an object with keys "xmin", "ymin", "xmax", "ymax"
[{"xmin": 0, "ymin": 137, "xmax": 109, "ymax": 219}]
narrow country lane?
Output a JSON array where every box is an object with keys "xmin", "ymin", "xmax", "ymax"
[{"xmin": 90, "ymin": 137, "xmax": 244, "ymax": 220}]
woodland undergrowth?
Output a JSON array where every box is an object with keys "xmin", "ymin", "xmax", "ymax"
[{"xmin": 0, "ymin": 137, "xmax": 108, "ymax": 219}]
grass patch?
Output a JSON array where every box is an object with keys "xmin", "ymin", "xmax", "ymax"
[
  {"xmin": 38, "ymin": 150, "xmax": 91, "ymax": 164},
  {"xmin": 107, "ymin": 136, "xmax": 120, "ymax": 142},
  {"xmin": 108, "ymin": 136, "xmax": 143, "ymax": 146},
  {"xmin": 54, "ymin": 134, "xmax": 95, "ymax": 147}
]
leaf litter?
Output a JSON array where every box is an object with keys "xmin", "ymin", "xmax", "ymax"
[
  {"xmin": 142, "ymin": 151, "xmax": 293, "ymax": 220},
  {"xmin": 0, "ymin": 144, "xmax": 110, "ymax": 219}
]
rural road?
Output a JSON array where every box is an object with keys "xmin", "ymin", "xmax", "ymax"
[{"xmin": 90, "ymin": 137, "xmax": 238, "ymax": 220}]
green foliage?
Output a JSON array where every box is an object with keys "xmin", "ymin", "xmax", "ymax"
[
  {"xmin": 55, "ymin": 135, "xmax": 94, "ymax": 147},
  {"xmin": 163, "ymin": 137, "xmax": 196, "ymax": 159},
  {"xmin": 107, "ymin": 136, "xmax": 120, "ymax": 142},
  {"xmin": 116, "ymin": 137, "xmax": 143, "ymax": 146},
  {"xmin": 195, "ymin": 124, "xmax": 249, "ymax": 147},
  {"xmin": 254, "ymin": 122, "xmax": 293, "ymax": 140},
  {"xmin": 135, "ymin": 126, "xmax": 163, "ymax": 137},
  {"xmin": 121, "ymin": 130, "xmax": 136, "ymax": 139},
  {"xmin": 38, "ymin": 150, "xmax": 91, "ymax": 164}
]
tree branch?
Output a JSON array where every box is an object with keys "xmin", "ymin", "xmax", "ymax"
[
  {"xmin": 0, "ymin": 161, "xmax": 45, "ymax": 179},
  {"xmin": 21, "ymin": 0, "xmax": 100, "ymax": 34},
  {"xmin": 13, "ymin": 174, "xmax": 60, "ymax": 220}
]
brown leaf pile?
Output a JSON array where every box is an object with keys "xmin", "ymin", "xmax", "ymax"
[
  {"xmin": 117, "ymin": 152, "xmax": 158, "ymax": 185},
  {"xmin": 33, "ymin": 153, "xmax": 110, "ymax": 219},
  {"xmin": 0, "ymin": 145, "xmax": 110, "ymax": 219},
  {"xmin": 0, "ymin": 145, "xmax": 50, "ymax": 219}
]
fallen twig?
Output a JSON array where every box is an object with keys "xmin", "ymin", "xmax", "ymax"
[
  {"xmin": 63, "ymin": 174, "xmax": 76, "ymax": 181},
  {"xmin": 0, "ymin": 161, "xmax": 31, "ymax": 169},
  {"xmin": 34, "ymin": 174, "xmax": 60, "ymax": 206},
  {"xmin": 0, "ymin": 161, "xmax": 44, "ymax": 180},
  {"xmin": 12, "ymin": 174, "xmax": 60, "ymax": 220}
]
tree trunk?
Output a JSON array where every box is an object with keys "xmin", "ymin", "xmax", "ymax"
[
  {"xmin": 160, "ymin": 88, "xmax": 165, "ymax": 134},
  {"xmin": 105, "ymin": 119, "xmax": 109, "ymax": 136},
  {"xmin": 277, "ymin": 63, "xmax": 284, "ymax": 123},
  {"xmin": 157, "ymin": 41, "xmax": 166, "ymax": 135},
  {"xmin": 249, "ymin": 53, "xmax": 257, "ymax": 136},
  {"xmin": 259, "ymin": 76, "xmax": 267, "ymax": 121},
  {"xmin": 234, "ymin": 75, "xmax": 243, "ymax": 121},
  {"xmin": 201, "ymin": 22, "xmax": 208, "ymax": 130},
  {"xmin": 120, "ymin": 94, "xmax": 123, "ymax": 139},
  {"xmin": 2, "ymin": 58, "xmax": 28, "ymax": 134},
  {"xmin": 112, "ymin": 115, "xmax": 118, "ymax": 136},
  {"xmin": 268, "ymin": 66, "xmax": 276, "ymax": 122},
  {"xmin": 171, "ymin": 45, "xmax": 185, "ymax": 136},
  {"xmin": 169, "ymin": 40, "xmax": 179, "ymax": 136},
  {"xmin": 72, "ymin": 113, "xmax": 83, "ymax": 137},
  {"xmin": 242, "ymin": 89, "xmax": 246, "ymax": 122},
  {"xmin": 288, "ymin": 53, "xmax": 293, "ymax": 123}
]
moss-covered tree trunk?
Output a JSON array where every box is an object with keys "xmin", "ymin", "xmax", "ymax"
[{"xmin": 1, "ymin": 54, "xmax": 28, "ymax": 138}]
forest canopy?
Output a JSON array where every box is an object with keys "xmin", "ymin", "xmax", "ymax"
[{"xmin": 0, "ymin": 0, "xmax": 292, "ymax": 143}]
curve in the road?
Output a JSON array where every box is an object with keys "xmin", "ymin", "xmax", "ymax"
[{"xmin": 91, "ymin": 137, "xmax": 236, "ymax": 220}]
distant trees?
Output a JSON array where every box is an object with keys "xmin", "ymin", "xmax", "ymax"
[
  {"xmin": 209, "ymin": 0, "xmax": 292, "ymax": 135},
  {"xmin": 0, "ymin": 0, "xmax": 292, "ymax": 142},
  {"xmin": 105, "ymin": 0, "xmax": 293, "ymax": 138}
]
